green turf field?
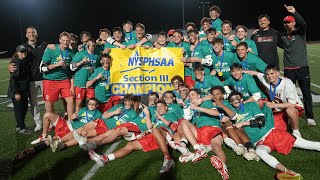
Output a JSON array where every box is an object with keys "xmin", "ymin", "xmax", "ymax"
[{"xmin": 0, "ymin": 44, "xmax": 320, "ymax": 180}]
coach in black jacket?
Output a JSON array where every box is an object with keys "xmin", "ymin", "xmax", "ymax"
[{"xmin": 280, "ymin": 5, "xmax": 316, "ymax": 126}]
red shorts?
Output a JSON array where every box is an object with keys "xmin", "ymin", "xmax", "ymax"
[
  {"xmin": 114, "ymin": 122, "xmax": 141, "ymax": 133},
  {"xmin": 137, "ymin": 133, "xmax": 159, "ymax": 152},
  {"xmin": 93, "ymin": 119, "xmax": 109, "ymax": 135},
  {"xmin": 257, "ymin": 129, "xmax": 296, "ymax": 155},
  {"xmin": 185, "ymin": 76, "xmax": 195, "ymax": 89},
  {"xmin": 273, "ymin": 106, "xmax": 304, "ymax": 131},
  {"xmin": 74, "ymin": 87, "xmax": 95, "ymax": 100},
  {"xmin": 43, "ymin": 79, "xmax": 72, "ymax": 102},
  {"xmin": 98, "ymin": 96, "xmax": 121, "ymax": 113},
  {"xmin": 196, "ymin": 126, "xmax": 222, "ymax": 145},
  {"xmin": 54, "ymin": 116, "xmax": 72, "ymax": 138}
]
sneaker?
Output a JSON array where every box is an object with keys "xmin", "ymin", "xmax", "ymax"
[
  {"xmin": 179, "ymin": 152, "xmax": 195, "ymax": 163},
  {"xmin": 275, "ymin": 170, "xmax": 303, "ymax": 180},
  {"xmin": 34, "ymin": 124, "xmax": 42, "ymax": 132},
  {"xmin": 73, "ymin": 131, "xmax": 87, "ymax": 145},
  {"xmin": 88, "ymin": 150, "xmax": 107, "ymax": 166},
  {"xmin": 243, "ymin": 149, "xmax": 260, "ymax": 161},
  {"xmin": 169, "ymin": 141, "xmax": 189, "ymax": 155},
  {"xmin": 192, "ymin": 149, "xmax": 208, "ymax": 163},
  {"xmin": 159, "ymin": 157, "xmax": 175, "ymax": 173},
  {"xmin": 50, "ymin": 139, "xmax": 64, "ymax": 152},
  {"xmin": 223, "ymin": 137, "xmax": 237, "ymax": 152},
  {"xmin": 81, "ymin": 142, "xmax": 97, "ymax": 151},
  {"xmin": 199, "ymin": 144, "xmax": 212, "ymax": 153},
  {"xmin": 210, "ymin": 155, "xmax": 229, "ymax": 180},
  {"xmin": 235, "ymin": 144, "xmax": 246, "ymax": 156},
  {"xmin": 31, "ymin": 134, "xmax": 47, "ymax": 145},
  {"xmin": 307, "ymin": 118, "xmax": 316, "ymax": 126},
  {"xmin": 16, "ymin": 127, "xmax": 20, "ymax": 132},
  {"xmin": 19, "ymin": 128, "xmax": 33, "ymax": 135}
]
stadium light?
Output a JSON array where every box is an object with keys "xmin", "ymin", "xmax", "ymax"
[{"xmin": 199, "ymin": 0, "xmax": 210, "ymax": 18}]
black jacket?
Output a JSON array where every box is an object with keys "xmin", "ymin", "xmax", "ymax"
[{"xmin": 7, "ymin": 56, "xmax": 31, "ymax": 98}]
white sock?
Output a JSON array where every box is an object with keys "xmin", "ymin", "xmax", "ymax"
[
  {"xmin": 256, "ymin": 145, "xmax": 279, "ymax": 169},
  {"xmin": 180, "ymin": 138, "xmax": 188, "ymax": 146},
  {"xmin": 165, "ymin": 133, "xmax": 172, "ymax": 142},
  {"xmin": 193, "ymin": 144, "xmax": 201, "ymax": 150},
  {"xmin": 294, "ymin": 137, "xmax": 320, "ymax": 151},
  {"xmin": 107, "ymin": 153, "xmax": 115, "ymax": 161}
]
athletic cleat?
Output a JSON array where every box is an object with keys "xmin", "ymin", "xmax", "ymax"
[
  {"xmin": 31, "ymin": 134, "xmax": 47, "ymax": 145},
  {"xmin": 50, "ymin": 139, "xmax": 64, "ymax": 152},
  {"xmin": 169, "ymin": 141, "xmax": 189, "ymax": 155},
  {"xmin": 34, "ymin": 125, "xmax": 42, "ymax": 132},
  {"xmin": 19, "ymin": 128, "xmax": 33, "ymax": 135},
  {"xmin": 199, "ymin": 144, "xmax": 212, "ymax": 153},
  {"xmin": 307, "ymin": 118, "xmax": 316, "ymax": 126},
  {"xmin": 81, "ymin": 142, "xmax": 97, "ymax": 151},
  {"xmin": 47, "ymin": 135, "xmax": 53, "ymax": 144},
  {"xmin": 210, "ymin": 155, "xmax": 229, "ymax": 180},
  {"xmin": 192, "ymin": 149, "xmax": 208, "ymax": 163},
  {"xmin": 16, "ymin": 127, "xmax": 21, "ymax": 132},
  {"xmin": 223, "ymin": 137, "xmax": 237, "ymax": 152},
  {"xmin": 179, "ymin": 152, "xmax": 195, "ymax": 163},
  {"xmin": 235, "ymin": 144, "xmax": 246, "ymax": 156},
  {"xmin": 159, "ymin": 157, "xmax": 175, "ymax": 173},
  {"xmin": 73, "ymin": 131, "xmax": 87, "ymax": 145},
  {"xmin": 243, "ymin": 149, "xmax": 260, "ymax": 161},
  {"xmin": 88, "ymin": 150, "xmax": 107, "ymax": 166},
  {"xmin": 275, "ymin": 170, "xmax": 303, "ymax": 180}
]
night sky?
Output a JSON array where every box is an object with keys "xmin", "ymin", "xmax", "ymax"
[{"xmin": 0, "ymin": 0, "xmax": 317, "ymax": 57}]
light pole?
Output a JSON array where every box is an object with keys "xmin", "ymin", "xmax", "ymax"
[
  {"xmin": 199, "ymin": 0, "xmax": 210, "ymax": 18},
  {"xmin": 182, "ymin": 0, "xmax": 185, "ymax": 29}
]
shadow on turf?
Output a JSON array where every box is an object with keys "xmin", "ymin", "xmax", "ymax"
[{"xmin": 11, "ymin": 145, "xmax": 106, "ymax": 179}]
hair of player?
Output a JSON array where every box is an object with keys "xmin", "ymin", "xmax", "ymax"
[
  {"xmin": 222, "ymin": 20, "xmax": 232, "ymax": 28},
  {"xmin": 79, "ymin": 31, "xmax": 92, "ymax": 38},
  {"xmin": 87, "ymin": 97, "xmax": 100, "ymax": 105},
  {"xmin": 25, "ymin": 26, "xmax": 37, "ymax": 34},
  {"xmin": 173, "ymin": 29, "xmax": 183, "ymax": 37},
  {"xmin": 209, "ymin": 5, "xmax": 221, "ymax": 14},
  {"xmin": 235, "ymin": 25, "xmax": 248, "ymax": 33},
  {"xmin": 179, "ymin": 83, "xmax": 190, "ymax": 90},
  {"xmin": 124, "ymin": 94, "xmax": 136, "ymax": 101},
  {"xmin": 157, "ymin": 31, "xmax": 167, "ymax": 38},
  {"xmin": 212, "ymin": 37, "xmax": 224, "ymax": 45},
  {"xmin": 189, "ymin": 88, "xmax": 201, "ymax": 95},
  {"xmin": 122, "ymin": 20, "xmax": 133, "ymax": 28},
  {"xmin": 187, "ymin": 29, "xmax": 199, "ymax": 36},
  {"xmin": 163, "ymin": 91, "xmax": 177, "ymax": 103},
  {"xmin": 59, "ymin": 31, "xmax": 70, "ymax": 39},
  {"xmin": 185, "ymin": 22, "xmax": 197, "ymax": 31},
  {"xmin": 206, "ymin": 27, "xmax": 216, "ymax": 34},
  {"xmin": 230, "ymin": 63, "xmax": 243, "ymax": 71},
  {"xmin": 200, "ymin": 17, "xmax": 212, "ymax": 26},
  {"xmin": 99, "ymin": 28, "xmax": 111, "ymax": 36},
  {"xmin": 171, "ymin": 75, "xmax": 184, "ymax": 84},
  {"xmin": 265, "ymin": 64, "xmax": 280, "ymax": 72},
  {"xmin": 149, "ymin": 92, "xmax": 160, "ymax": 99},
  {"xmin": 228, "ymin": 91, "xmax": 244, "ymax": 101},
  {"xmin": 210, "ymin": 86, "xmax": 226, "ymax": 95},
  {"xmin": 135, "ymin": 23, "xmax": 145, "ymax": 31},
  {"xmin": 100, "ymin": 53, "xmax": 112, "ymax": 61},
  {"xmin": 156, "ymin": 100, "xmax": 167, "ymax": 107},
  {"xmin": 193, "ymin": 64, "xmax": 204, "ymax": 72},
  {"xmin": 236, "ymin": 41, "xmax": 248, "ymax": 49}
]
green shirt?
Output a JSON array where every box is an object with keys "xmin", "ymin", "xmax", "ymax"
[
  {"xmin": 191, "ymin": 100, "xmax": 221, "ymax": 128},
  {"xmin": 217, "ymin": 34, "xmax": 236, "ymax": 53},
  {"xmin": 224, "ymin": 73, "xmax": 267, "ymax": 100},
  {"xmin": 88, "ymin": 67, "xmax": 111, "ymax": 103},
  {"xmin": 124, "ymin": 31, "xmax": 137, "ymax": 42},
  {"xmin": 42, "ymin": 44, "xmax": 75, "ymax": 80},
  {"xmin": 194, "ymin": 75, "xmax": 223, "ymax": 96},
  {"xmin": 130, "ymin": 116, "xmax": 148, "ymax": 132},
  {"xmin": 167, "ymin": 42, "xmax": 192, "ymax": 76},
  {"xmin": 72, "ymin": 50, "xmax": 100, "ymax": 88},
  {"xmin": 167, "ymin": 103, "xmax": 183, "ymax": 119},
  {"xmin": 153, "ymin": 112, "xmax": 178, "ymax": 133},
  {"xmin": 211, "ymin": 18, "xmax": 223, "ymax": 33},
  {"xmin": 107, "ymin": 104, "xmax": 139, "ymax": 126},
  {"xmin": 102, "ymin": 117, "xmax": 118, "ymax": 130},
  {"xmin": 71, "ymin": 107, "xmax": 102, "ymax": 129},
  {"xmin": 125, "ymin": 38, "xmax": 153, "ymax": 47},
  {"xmin": 234, "ymin": 102, "xmax": 274, "ymax": 144},
  {"xmin": 192, "ymin": 41, "xmax": 212, "ymax": 75},
  {"xmin": 212, "ymin": 50, "xmax": 236, "ymax": 80},
  {"xmin": 235, "ymin": 38, "xmax": 258, "ymax": 55},
  {"xmin": 235, "ymin": 52, "xmax": 267, "ymax": 72}
]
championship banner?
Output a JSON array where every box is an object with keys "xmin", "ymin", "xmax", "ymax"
[{"xmin": 110, "ymin": 47, "xmax": 184, "ymax": 95}]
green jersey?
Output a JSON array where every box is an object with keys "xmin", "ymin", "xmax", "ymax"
[
  {"xmin": 192, "ymin": 42, "xmax": 211, "ymax": 75},
  {"xmin": 212, "ymin": 50, "xmax": 236, "ymax": 80},
  {"xmin": 217, "ymin": 34, "xmax": 236, "ymax": 53},
  {"xmin": 107, "ymin": 104, "xmax": 139, "ymax": 126},
  {"xmin": 102, "ymin": 117, "xmax": 118, "ymax": 130},
  {"xmin": 194, "ymin": 75, "xmax": 223, "ymax": 97},
  {"xmin": 191, "ymin": 100, "xmax": 221, "ymax": 128},
  {"xmin": 130, "ymin": 116, "xmax": 148, "ymax": 132},
  {"xmin": 224, "ymin": 73, "xmax": 267, "ymax": 100},
  {"xmin": 234, "ymin": 103, "xmax": 274, "ymax": 144},
  {"xmin": 153, "ymin": 112, "xmax": 178, "ymax": 133},
  {"xmin": 235, "ymin": 38, "xmax": 258, "ymax": 55},
  {"xmin": 88, "ymin": 67, "xmax": 111, "ymax": 103},
  {"xmin": 72, "ymin": 50, "xmax": 100, "ymax": 88},
  {"xmin": 167, "ymin": 103, "xmax": 183, "ymax": 119},
  {"xmin": 71, "ymin": 107, "xmax": 102, "ymax": 129},
  {"xmin": 235, "ymin": 52, "xmax": 267, "ymax": 72},
  {"xmin": 125, "ymin": 38, "xmax": 153, "ymax": 47},
  {"xmin": 148, "ymin": 105, "xmax": 157, "ymax": 122},
  {"xmin": 211, "ymin": 18, "xmax": 223, "ymax": 33},
  {"xmin": 124, "ymin": 31, "xmax": 137, "ymax": 42},
  {"xmin": 42, "ymin": 44, "xmax": 75, "ymax": 80}
]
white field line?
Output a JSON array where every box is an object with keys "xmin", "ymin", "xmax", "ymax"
[{"xmin": 82, "ymin": 140, "xmax": 122, "ymax": 180}]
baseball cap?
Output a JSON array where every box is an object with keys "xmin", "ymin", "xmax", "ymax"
[
  {"xmin": 283, "ymin": 16, "xmax": 295, "ymax": 23},
  {"xmin": 167, "ymin": 29, "xmax": 175, "ymax": 36},
  {"xmin": 16, "ymin": 45, "xmax": 27, "ymax": 52}
]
